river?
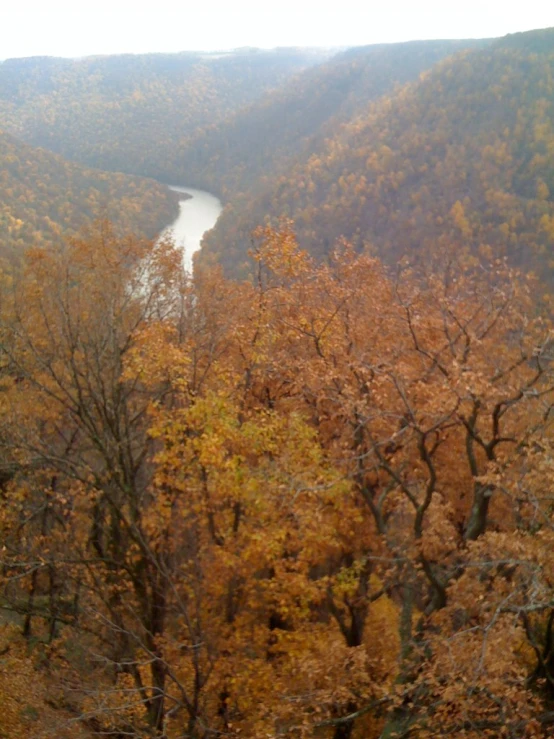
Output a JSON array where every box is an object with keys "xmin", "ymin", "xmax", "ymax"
[{"xmin": 160, "ymin": 186, "xmax": 223, "ymax": 272}]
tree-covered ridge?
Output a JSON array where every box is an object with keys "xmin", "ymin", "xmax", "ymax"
[
  {"xmin": 0, "ymin": 130, "xmax": 179, "ymax": 252},
  {"xmin": 0, "ymin": 48, "xmax": 331, "ymax": 182},
  {"xmin": 197, "ymin": 28, "xmax": 554, "ymax": 281},
  {"xmin": 176, "ymin": 39, "xmax": 489, "ymax": 197},
  {"xmin": 1, "ymin": 224, "xmax": 554, "ymax": 737}
]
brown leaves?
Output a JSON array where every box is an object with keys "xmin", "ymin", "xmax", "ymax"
[{"xmin": 1, "ymin": 223, "xmax": 554, "ymax": 737}]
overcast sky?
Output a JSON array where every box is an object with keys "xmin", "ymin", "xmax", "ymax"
[{"xmin": 3, "ymin": 1, "xmax": 554, "ymax": 59}]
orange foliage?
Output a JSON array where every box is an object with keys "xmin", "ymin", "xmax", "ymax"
[{"xmin": 0, "ymin": 224, "xmax": 553, "ymax": 737}]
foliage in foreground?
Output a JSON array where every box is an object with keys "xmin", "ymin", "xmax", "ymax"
[{"xmin": 1, "ymin": 223, "xmax": 554, "ymax": 737}]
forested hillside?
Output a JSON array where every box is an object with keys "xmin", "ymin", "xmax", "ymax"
[
  {"xmin": 177, "ymin": 39, "xmax": 487, "ymax": 197},
  {"xmin": 0, "ymin": 48, "xmax": 330, "ymax": 182},
  {"xmin": 0, "ymin": 130, "xmax": 179, "ymax": 252},
  {"xmin": 197, "ymin": 29, "xmax": 554, "ymax": 280}
]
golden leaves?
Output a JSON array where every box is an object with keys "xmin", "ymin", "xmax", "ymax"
[{"xmin": 1, "ymin": 222, "xmax": 554, "ymax": 737}]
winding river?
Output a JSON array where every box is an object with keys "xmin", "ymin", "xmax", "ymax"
[{"xmin": 160, "ymin": 186, "xmax": 223, "ymax": 272}]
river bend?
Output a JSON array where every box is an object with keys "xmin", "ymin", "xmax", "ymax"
[{"xmin": 160, "ymin": 186, "xmax": 222, "ymax": 272}]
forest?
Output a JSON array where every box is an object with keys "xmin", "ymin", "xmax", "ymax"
[
  {"xmin": 0, "ymin": 131, "xmax": 179, "ymax": 253},
  {"xmin": 197, "ymin": 30, "xmax": 554, "ymax": 281},
  {"xmin": 0, "ymin": 48, "xmax": 330, "ymax": 182},
  {"xmin": 0, "ymin": 25, "xmax": 554, "ymax": 739},
  {"xmin": 2, "ymin": 224, "xmax": 554, "ymax": 738}
]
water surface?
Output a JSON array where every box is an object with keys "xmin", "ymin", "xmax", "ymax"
[{"xmin": 160, "ymin": 186, "xmax": 222, "ymax": 272}]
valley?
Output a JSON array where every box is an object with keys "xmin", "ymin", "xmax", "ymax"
[{"xmin": 1, "ymin": 25, "xmax": 554, "ymax": 739}]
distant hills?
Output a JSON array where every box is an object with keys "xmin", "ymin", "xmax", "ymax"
[
  {"xmin": 0, "ymin": 48, "xmax": 331, "ymax": 182},
  {"xmin": 192, "ymin": 28, "xmax": 554, "ymax": 280},
  {"xmin": 0, "ymin": 32, "xmax": 553, "ymax": 281},
  {"xmin": 176, "ymin": 39, "xmax": 488, "ymax": 198}
]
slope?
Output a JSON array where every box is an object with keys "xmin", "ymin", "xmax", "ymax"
[
  {"xmin": 0, "ymin": 48, "xmax": 331, "ymax": 183},
  {"xmin": 177, "ymin": 39, "xmax": 488, "ymax": 198},
  {"xmin": 198, "ymin": 28, "xmax": 554, "ymax": 281},
  {"xmin": 0, "ymin": 130, "xmax": 179, "ymax": 253}
]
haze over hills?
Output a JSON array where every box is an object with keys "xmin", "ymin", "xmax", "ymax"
[
  {"xmin": 4, "ymin": 31, "xmax": 552, "ymax": 282},
  {"xmin": 0, "ymin": 47, "xmax": 331, "ymax": 253},
  {"xmin": 0, "ymin": 48, "xmax": 331, "ymax": 182},
  {"xmin": 196, "ymin": 28, "xmax": 554, "ymax": 279},
  {"xmin": 175, "ymin": 39, "xmax": 489, "ymax": 198}
]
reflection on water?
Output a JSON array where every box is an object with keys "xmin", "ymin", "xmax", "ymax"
[{"xmin": 159, "ymin": 186, "xmax": 222, "ymax": 272}]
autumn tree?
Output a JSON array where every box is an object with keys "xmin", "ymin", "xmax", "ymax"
[
  {"xmin": 243, "ymin": 226, "xmax": 554, "ymax": 737},
  {"xmin": 1, "ymin": 222, "xmax": 554, "ymax": 738}
]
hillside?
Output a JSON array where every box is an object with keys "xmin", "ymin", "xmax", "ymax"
[
  {"xmin": 197, "ymin": 29, "xmax": 554, "ymax": 280},
  {"xmin": 0, "ymin": 48, "xmax": 331, "ymax": 182},
  {"xmin": 177, "ymin": 39, "xmax": 488, "ymax": 197},
  {"xmin": 0, "ymin": 130, "xmax": 179, "ymax": 253}
]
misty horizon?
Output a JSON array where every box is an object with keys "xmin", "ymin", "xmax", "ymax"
[{"xmin": 3, "ymin": 1, "xmax": 553, "ymax": 60}]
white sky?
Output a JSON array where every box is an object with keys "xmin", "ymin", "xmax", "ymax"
[{"xmin": 3, "ymin": 1, "xmax": 554, "ymax": 59}]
